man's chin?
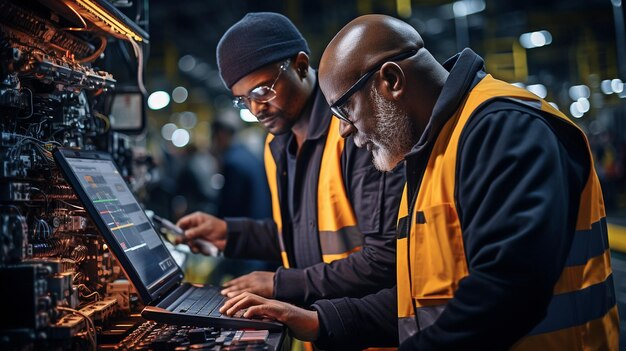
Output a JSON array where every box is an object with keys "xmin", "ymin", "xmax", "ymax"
[
  {"xmin": 265, "ymin": 121, "xmax": 291, "ymax": 136},
  {"xmin": 372, "ymin": 149, "xmax": 402, "ymax": 172}
]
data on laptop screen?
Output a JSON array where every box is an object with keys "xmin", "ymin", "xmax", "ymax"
[{"xmin": 65, "ymin": 156, "xmax": 178, "ymax": 290}]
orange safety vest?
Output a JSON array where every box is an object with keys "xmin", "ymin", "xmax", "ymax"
[
  {"xmin": 264, "ymin": 117, "xmax": 362, "ymax": 268},
  {"xmin": 396, "ymin": 75, "xmax": 619, "ymax": 349}
]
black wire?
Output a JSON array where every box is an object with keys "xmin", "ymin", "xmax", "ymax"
[{"xmin": 29, "ymin": 186, "xmax": 49, "ymax": 212}]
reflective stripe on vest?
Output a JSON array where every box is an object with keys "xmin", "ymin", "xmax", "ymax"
[
  {"xmin": 398, "ymin": 305, "xmax": 447, "ymax": 342},
  {"xmin": 265, "ymin": 117, "xmax": 361, "ymax": 268},
  {"xmin": 264, "ymin": 135, "xmax": 290, "ymax": 267},
  {"xmin": 396, "ymin": 74, "xmax": 618, "ymax": 349}
]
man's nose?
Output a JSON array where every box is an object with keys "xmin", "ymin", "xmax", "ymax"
[
  {"xmin": 339, "ymin": 120, "xmax": 356, "ymax": 138},
  {"xmin": 249, "ymin": 100, "xmax": 268, "ymax": 117}
]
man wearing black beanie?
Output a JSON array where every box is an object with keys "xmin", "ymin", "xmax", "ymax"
[{"xmin": 177, "ymin": 12, "xmax": 405, "ymax": 306}]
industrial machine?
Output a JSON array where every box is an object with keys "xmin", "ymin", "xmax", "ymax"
[{"xmin": 0, "ymin": 0, "xmax": 150, "ymax": 349}]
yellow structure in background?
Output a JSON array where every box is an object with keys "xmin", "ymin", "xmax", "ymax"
[
  {"xmin": 396, "ymin": 0, "xmax": 412, "ymax": 18},
  {"xmin": 484, "ymin": 38, "xmax": 528, "ymax": 83},
  {"xmin": 608, "ymin": 222, "xmax": 626, "ymax": 253}
]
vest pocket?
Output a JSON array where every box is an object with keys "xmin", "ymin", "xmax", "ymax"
[{"xmin": 411, "ymin": 203, "xmax": 468, "ymax": 302}]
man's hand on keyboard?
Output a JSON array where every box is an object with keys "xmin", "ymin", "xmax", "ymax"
[
  {"xmin": 220, "ymin": 292, "xmax": 319, "ymax": 341},
  {"xmin": 221, "ymin": 271, "xmax": 275, "ymax": 298}
]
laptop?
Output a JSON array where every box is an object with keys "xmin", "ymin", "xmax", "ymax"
[{"xmin": 53, "ymin": 148, "xmax": 283, "ymax": 331}]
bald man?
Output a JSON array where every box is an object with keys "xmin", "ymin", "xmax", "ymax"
[{"xmin": 220, "ymin": 14, "xmax": 618, "ymax": 350}]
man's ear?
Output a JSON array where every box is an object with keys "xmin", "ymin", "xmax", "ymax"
[
  {"xmin": 378, "ymin": 62, "xmax": 405, "ymax": 100},
  {"xmin": 293, "ymin": 51, "xmax": 310, "ymax": 79}
]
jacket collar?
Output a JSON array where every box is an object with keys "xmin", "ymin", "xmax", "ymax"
[{"xmin": 405, "ymin": 48, "xmax": 486, "ymax": 158}]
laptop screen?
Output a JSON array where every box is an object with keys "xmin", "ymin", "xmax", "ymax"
[{"xmin": 54, "ymin": 149, "xmax": 182, "ymax": 301}]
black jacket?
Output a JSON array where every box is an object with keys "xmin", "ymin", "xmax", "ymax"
[
  {"xmin": 224, "ymin": 80, "xmax": 405, "ymax": 305},
  {"xmin": 312, "ymin": 49, "xmax": 589, "ymax": 350}
]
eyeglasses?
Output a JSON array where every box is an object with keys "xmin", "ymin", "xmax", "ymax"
[
  {"xmin": 330, "ymin": 49, "xmax": 418, "ymax": 124},
  {"xmin": 232, "ymin": 60, "xmax": 290, "ymax": 110}
]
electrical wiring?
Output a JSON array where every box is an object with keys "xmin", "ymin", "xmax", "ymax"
[
  {"xmin": 8, "ymin": 135, "xmax": 62, "ymax": 164},
  {"xmin": 76, "ymin": 283, "xmax": 101, "ymax": 302},
  {"xmin": 16, "ymin": 88, "xmax": 34, "ymax": 119},
  {"xmin": 128, "ymin": 38, "xmax": 147, "ymax": 95},
  {"xmin": 79, "ymin": 290, "xmax": 101, "ymax": 302},
  {"xmin": 58, "ymin": 199, "xmax": 84, "ymax": 210},
  {"xmin": 93, "ymin": 111, "xmax": 111, "ymax": 133},
  {"xmin": 37, "ymin": 145, "xmax": 55, "ymax": 163},
  {"xmin": 34, "ymin": 118, "xmax": 48, "ymax": 138},
  {"xmin": 70, "ymin": 245, "xmax": 88, "ymax": 262},
  {"xmin": 1, "ymin": 3, "xmax": 150, "ymax": 348},
  {"xmin": 50, "ymin": 126, "xmax": 74, "ymax": 142},
  {"xmin": 76, "ymin": 35, "xmax": 107, "ymax": 63},
  {"xmin": 29, "ymin": 187, "xmax": 50, "ymax": 213},
  {"xmin": 73, "ymin": 272, "xmax": 84, "ymax": 285},
  {"xmin": 33, "ymin": 217, "xmax": 51, "ymax": 240},
  {"xmin": 59, "ymin": 3, "xmax": 88, "ymax": 31},
  {"xmin": 57, "ymin": 306, "xmax": 96, "ymax": 351}
]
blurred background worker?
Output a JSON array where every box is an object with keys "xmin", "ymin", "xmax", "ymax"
[
  {"xmin": 210, "ymin": 116, "xmax": 271, "ymax": 220},
  {"xmin": 207, "ymin": 115, "xmax": 276, "ymax": 285},
  {"xmin": 177, "ymin": 12, "xmax": 405, "ymax": 306}
]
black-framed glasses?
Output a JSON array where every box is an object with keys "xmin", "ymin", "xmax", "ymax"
[
  {"xmin": 330, "ymin": 49, "xmax": 418, "ymax": 124},
  {"xmin": 233, "ymin": 60, "xmax": 290, "ymax": 110}
]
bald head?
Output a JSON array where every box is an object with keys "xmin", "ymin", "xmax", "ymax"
[
  {"xmin": 319, "ymin": 14, "xmax": 449, "ymax": 171},
  {"xmin": 319, "ymin": 14, "xmax": 424, "ymax": 105}
]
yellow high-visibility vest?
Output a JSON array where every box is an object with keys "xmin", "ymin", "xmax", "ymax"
[
  {"xmin": 396, "ymin": 75, "xmax": 619, "ymax": 349},
  {"xmin": 265, "ymin": 117, "xmax": 361, "ymax": 268}
]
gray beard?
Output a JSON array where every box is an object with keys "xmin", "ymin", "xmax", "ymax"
[{"xmin": 369, "ymin": 85, "xmax": 416, "ymax": 171}]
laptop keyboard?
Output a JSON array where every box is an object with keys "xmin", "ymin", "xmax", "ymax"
[{"xmin": 176, "ymin": 287, "xmax": 225, "ymax": 317}]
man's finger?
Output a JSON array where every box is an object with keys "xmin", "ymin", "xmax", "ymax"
[
  {"xmin": 221, "ymin": 282, "xmax": 249, "ymax": 295},
  {"xmin": 176, "ymin": 214, "xmax": 196, "ymax": 229},
  {"xmin": 221, "ymin": 286, "xmax": 237, "ymax": 295},
  {"xmin": 224, "ymin": 293, "xmax": 264, "ymax": 316},
  {"xmin": 226, "ymin": 288, "xmax": 251, "ymax": 298},
  {"xmin": 184, "ymin": 227, "xmax": 202, "ymax": 240},
  {"xmin": 244, "ymin": 305, "xmax": 279, "ymax": 320},
  {"xmin": 183, "ymin": 228, "xmax": 196, "ymax": 240},
  {"xmin": 224, "ymin": 295, "xmax": 252, "ymax": 316},
  {"xmin": 219, "ymin": 292, "xmax": 249, "ymax": 313},
  {"xmin": 221, "ymin": 282, "xmax": 245, "ymax": 295}
]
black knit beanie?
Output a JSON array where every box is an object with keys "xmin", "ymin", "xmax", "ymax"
[{"xmin": 216, "ymin": 12, "xmax": 310, "ymax": 89}]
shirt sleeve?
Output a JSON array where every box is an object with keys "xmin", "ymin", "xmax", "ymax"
[
  {"xmin": 274, "ymin": 139, "xmax": 405, "ymax": 305},
  {"xmin": 400, "ymin": 106, "xmax": 589, "ymax": 350},
  {"xmin": 313, "ymin": 286, "xmax": 399, "ymax": 350},
  {"xmin": 223, "ymin": 217, "xmax": 282, "ymax": 263}
]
